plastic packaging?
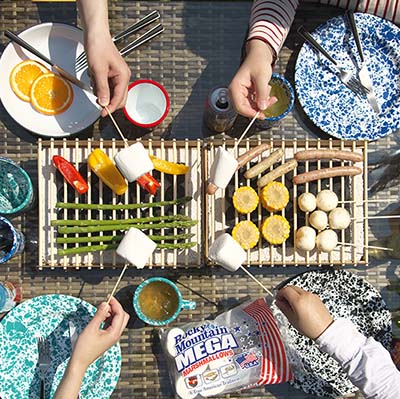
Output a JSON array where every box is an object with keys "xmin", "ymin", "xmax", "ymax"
[
  {"xmin": 160, "ymin": 297, "xmax": 292, "ymax": 398},
  {"xmin": 0, "ymin": 281, "xmax": 22, "ymax": 313}
]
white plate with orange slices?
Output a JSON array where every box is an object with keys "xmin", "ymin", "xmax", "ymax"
[{"xmin": 0, "ymin": 23, "xmax": 101, "ymax": 137}]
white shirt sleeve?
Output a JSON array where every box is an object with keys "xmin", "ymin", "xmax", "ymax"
[{"xmin": 316, "ymin": 318, "xmax": 400, "ymax": 399}]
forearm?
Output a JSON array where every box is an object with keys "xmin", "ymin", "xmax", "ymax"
[
  {"xmin": 247, "ymin": 0, "xmax": 299, "ymax": 57},
  {"xmin": 53, "ymin": 359, "xmax": 86, "ymax": 399},
  {"xmin": 316, "ymin": 318, "xmax": 400, "ymax": 399},
  {"xmin": 77, "ymin": 0, "xmax": 111, "ymax": 43}
]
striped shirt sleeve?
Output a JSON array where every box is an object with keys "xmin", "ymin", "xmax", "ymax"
[{"xmin": 247, "ymin": 0, "xmax": 299, "ymax": 55}]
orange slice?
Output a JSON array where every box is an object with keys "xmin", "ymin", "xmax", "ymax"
[
  {"xmin": 9, "ymin": 60, "xmax": 49, "ymax": 102},
  {"xmin": 30, "ymin": 73, "xmax": 73, "ymax": 115}
]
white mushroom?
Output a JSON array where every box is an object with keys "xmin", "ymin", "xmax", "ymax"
[
  {"xmin": 316, "ymin": 229, "xmax": 338, "ymax": 252},
  {"xmin": 295, "ymin": 226, "xmax": 316, "ymax": 251},
  {"xmin": 298, "ymin": 192, "xmax": 317, "ymax": 212},
  {"xmin": 309, "ymin": 210, "xmax": 328, "ymax": 231},
  {"xmin": 329, "ymin": 207, "xmax": 351, "ymax": 230},
  {"xmin": 316, "ymin": 190, "xmax": 338, "ymax": 212}
]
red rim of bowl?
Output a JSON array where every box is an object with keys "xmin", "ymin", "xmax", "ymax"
[{"xmin": 123, "ymin": 79, "xmax": 170, "ymax": 128}]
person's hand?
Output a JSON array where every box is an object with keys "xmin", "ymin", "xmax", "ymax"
[
  {"xmin": 229, "ymin": 39, "xmax": 277, "ymax": 118},
  {"xmin": 85, "ymin": 33, "xmax": 131, "ymax": 117},
  {"xmin": 70, "ymin": 297, "xmax": 129, "ymax": 371},
  {"xmin": 275, "ymin": 286, "xmax": 333, "ymax": 340}
]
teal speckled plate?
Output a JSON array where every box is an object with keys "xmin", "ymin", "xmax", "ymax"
[{"xmin": 0, "ymin": 294, "xmax": 121, "ymax": 399}]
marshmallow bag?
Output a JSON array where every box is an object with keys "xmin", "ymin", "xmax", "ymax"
[{"xmin": 160, "ymin": 298, "xmax": 293, "ymax": 399}]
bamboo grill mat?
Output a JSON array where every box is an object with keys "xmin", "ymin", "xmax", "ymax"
[{"xmin": 0, "ymin": 1, "xmax": 399, "ymax": 399}]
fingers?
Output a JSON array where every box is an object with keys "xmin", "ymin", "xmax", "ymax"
[
  {"xmin": 254, "ymin": 79, "xmax": 272, "ymax": 111},
  {"xmin": 91, "ymin": 65, "xmax": 111, "ymax": 109},
  {"xmin": 90, "ymin": 302, "xmax": 111, "ymax": 330},
  {"xmin": 228, "ymin": 81, "xmax": 258, "ymax": 118},
  {"xmin": 106, "ymin": 74, "xmax": 129, "ymax": 114},
  {"xmin": 105, "ymin": 297, "xmax": 129, "ymax": 339}
]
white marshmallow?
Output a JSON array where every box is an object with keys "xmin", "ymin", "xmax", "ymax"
[
  {"xmin": 329, "ymin": 207, "xmax": 351, "ymax": 230},
  {"xmin": 209, "ymin": 147, "xmax": 238, "ymax": 189},
  {"xmin": 166, "ymin": 327, "xmax": 185, "ymax": 357},
  {"xmin": 295, "ymin": 226, "xmax": 316, "ymax": 251},
  {"xmin": 316, "ymin": 229, "xmax": 338, "ymax": 252},
  {"xmin": 114, "ymin": 142, "xmax": 153, "ymax": 182},
  {"xmin": 298, "ymin": 192, "xmax": 317, "ymax": 213},
  {"xmin": 209, "ymin": 233, "xmax": 246, "ymax": 272},
  {"xmin": 116, "ymin": 227, "xmax": 156, "ymax": 268},
  {"xmin": 316, "ymin": 190, "xmax": 338, "ymax": 212}
]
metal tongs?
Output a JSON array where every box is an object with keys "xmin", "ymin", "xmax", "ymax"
[{"xmin": 76, "ymin": 10, "xmax": 163, "ymax": 71}]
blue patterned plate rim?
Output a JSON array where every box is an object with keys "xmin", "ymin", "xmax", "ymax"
[
  {"xmin": 295, "ymin": 12, "xmax": 400, "ymax": 140},
  {"xmin": 0, "ymin": 294, "xmax": 122, "ymax": 399}
]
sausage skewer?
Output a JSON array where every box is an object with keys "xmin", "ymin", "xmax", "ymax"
[{"xmin": 295, "ymin": 149, "xmax": 363, "ymax": 162}]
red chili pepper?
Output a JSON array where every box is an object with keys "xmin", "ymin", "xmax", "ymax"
[
  {"xmin": 136, "ymin": 173, "xmax": 161, "ymax": 195},
  {"xmin": 53, "ymin": 155, "xmax": 89, "ymax": 195}
]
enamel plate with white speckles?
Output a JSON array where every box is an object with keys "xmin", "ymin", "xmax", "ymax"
[
  {"xmin": 273, "ymin": 270, "xmax": 392, "ymax": 397},
  {"xmin": 0, "ymin": 294, "xmax": 121, "ymax": 399},
  {"xmin": 295, "ymin": 13, "xmax": 400, "ymax": 140}
]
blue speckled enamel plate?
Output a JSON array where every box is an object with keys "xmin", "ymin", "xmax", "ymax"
[
  {"xmin": 0, "ymin": 295, "xmax": 121, "ymax": 399},
  {"xmin": 295, "ymin": 13, "xmax": 400, "ymax": 140}
]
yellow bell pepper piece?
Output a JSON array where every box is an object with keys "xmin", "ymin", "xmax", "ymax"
[
  {"xmin": 88, "ymin": 149, "xmax": 127, "ymax": 195},
  {"xmin": 150, "ymin": 155, "xmax": 189, "ymax": 175}
]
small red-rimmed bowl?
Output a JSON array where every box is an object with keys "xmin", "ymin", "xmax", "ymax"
[{"xmin": 123, "ymin": 79, "xmax": 170, "ymax": 128}]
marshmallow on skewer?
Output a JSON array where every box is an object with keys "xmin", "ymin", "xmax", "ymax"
[
  {"xmin": 209, "ymin": 233, "xmax": 246, "ymax": 272},
  {"xmin": 209, "ymin": 147, "xmax": 238, "ymax": 190},
  {"xmin": 114, "ymin": 142, "xmax": 154, "ymax": 182},
  {"xmin": 116, "ymin": 227, "xmax": 157, "ymax": 268}
]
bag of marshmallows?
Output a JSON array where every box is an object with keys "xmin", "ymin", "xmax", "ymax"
[{"xmin": 160, "ymin": 297, "xmax": 292, "ymax": 398}]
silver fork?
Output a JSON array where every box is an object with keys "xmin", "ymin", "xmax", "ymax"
[
  {"xmin": 37, "ymin": 337, "xmax": 51, "ymax": 399},
  {"xmin": 75, "ymin": 10, "xmax": 160, "ymax": 71},
  {"xmin": 298, "ymin": 26, "xmax": 365, "ymax": 96}
]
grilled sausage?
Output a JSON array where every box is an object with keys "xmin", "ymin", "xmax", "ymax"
[
  {"xmin": 257, "ymin": 159, "xmax": 298, "ymax": 188},
  {"xmin": 293, "ymin": 166, "xmax": 362, "ymax": 185},
  {"xmin": 294, "ymin": 149, "xmax": 363, "ymax": 162},
  {"xmin": 237, "ymin": 143, "xmax": 270, "ymax": 168},
  {"xmin": 244, "ymin": 148, "xmax": 284, "ymax": 179}
]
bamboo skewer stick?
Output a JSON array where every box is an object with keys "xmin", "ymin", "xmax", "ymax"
[
  {"xmin": 107, "ymin": 264, "xmax": 128, "ymax": 304},
  {"xmin": 232, "ymin": 111, "xmax": 260, "ymax": 153},
  {"xmin": 338, "ymin": 242, "xmax": 393, "ymax": 251},
  {"xmin": 104, "ymin": 106, "xmax": 128, "ymax": 144},
  {"xmin": 239, "ymin": 265, "xmax": 274, "ymax": 297}
]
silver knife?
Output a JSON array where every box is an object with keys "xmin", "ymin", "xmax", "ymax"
[
  {"xmin": 346, "ymin": 11, "xmax": 380, "ymax": 114},
  {"xmin": 4, "ymin": 30, "xmax": 93, "ymax": 94}
]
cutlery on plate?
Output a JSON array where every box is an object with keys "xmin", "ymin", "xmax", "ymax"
[
  {"xmin": 69, "ymin": 321, "xmax": 81, "ymax": 399},
  {"xmin": 4, "ymin": 30, "xmax": 92, "ymax": 93},
  {"xmin": 75, "ymin": 10, "xmax": 161, "ymax": 69},
  {"xmin": 346, "ymin": 11, "xmax": 380, "ymax": 114},
  {"xmin": 37, "ymin": 337, "xmax": 51, "ymax": 399},
  {"xmin": 297, "ymin": 26, "xmax": 364, "ymax": 96}
]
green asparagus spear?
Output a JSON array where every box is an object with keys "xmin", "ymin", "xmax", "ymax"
[
  {"xmin": 57, "ymin": 220, "xmax": 197, "ymax": 235},
  {"xmin": 56, "ymin": 233, "xmax": 195, "ymax": 244},
  {"xmin": 57, "ymin": 241, "xmax": 197, "ymax": 256},
  {"xmin": 56, "ymin": 196, "xmax": 192, "ymax": 210},
  {"xmin": 51, "ymin": 214, "xmax": 190, "ymax": 226}
]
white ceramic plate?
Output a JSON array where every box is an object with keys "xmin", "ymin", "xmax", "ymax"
[{"xmin": 0, "ymin": 23, "xmax": 101, "ymax": 137}]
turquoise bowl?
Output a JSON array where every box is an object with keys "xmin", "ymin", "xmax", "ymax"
[
  {"xmin": 0, "ymin": 157, "xmax": 34, "ymax": 216},
  {"xmin": 0, "ymin": 216, "xmax": 25, "ymax": 264},
  {"xmin": 133, "ymin": 277, "xmax": 196, "ymax": 326}
]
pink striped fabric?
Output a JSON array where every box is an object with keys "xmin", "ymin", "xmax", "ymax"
[
  {"xmin": 248, "ymin": 0, "xmax": 400, "ymax": 55},
  {"xmin": 243, "ymin": 298, "xmax": 292, "ymax": 385}
]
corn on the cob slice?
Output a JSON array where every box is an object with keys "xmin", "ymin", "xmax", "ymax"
[
  {"xmin": 261, "ymin": 215, "xmax": 290, "ymax": 245},
  {"xmin": 232, "ymin": 220, "xmax": 260, "ymax": 250},
  {"xmin": 260, "ymin": 181, "xmax": 289, "ymax": 212},
  {"xmin": 232, "ymin": 186, "xmax": 259, "ymax": 214}
]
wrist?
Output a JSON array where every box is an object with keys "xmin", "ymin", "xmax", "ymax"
[
  {"xmin": 68, "ymin": 355, "xmax": 91, "ymax": 377},
  {"xmin": 246, "ymin": 38, "xmax": 276, "ymax": 65}
]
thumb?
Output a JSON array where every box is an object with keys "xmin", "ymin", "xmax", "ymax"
[
  {"xmin": 254, "ymin": 74, "xmax": 271, "ymax": 111},
  {"xmin": 91, "ymin": 302, "xmax": 110, "ymax": 329}
]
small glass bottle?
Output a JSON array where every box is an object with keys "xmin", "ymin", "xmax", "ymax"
[{"xmin": 0, "ymin": 281, "xmax": 22, "ymax": 313}]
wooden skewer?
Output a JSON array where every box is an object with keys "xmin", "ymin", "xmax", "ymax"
[
  {"xmin": 338, "ymin": 242, "xmax": 393, "ymax": 251},
  {"xmin": 239, "ymin": 265, "xmax": 274, "ymax": 297},
  {"xmin": 104, "ymin": 106, "xmax": 128, "ymax": 145},
  {"xmin": 107, "ymin": 264, "xmax": 129, "ymax": 304},
  {"xmin": 352, "ymin": 215, "xmax": 400, "ymax": 221},
  {"xmin": 232, "ymin": 111, "xmax": 260, "ymax": 153}
]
